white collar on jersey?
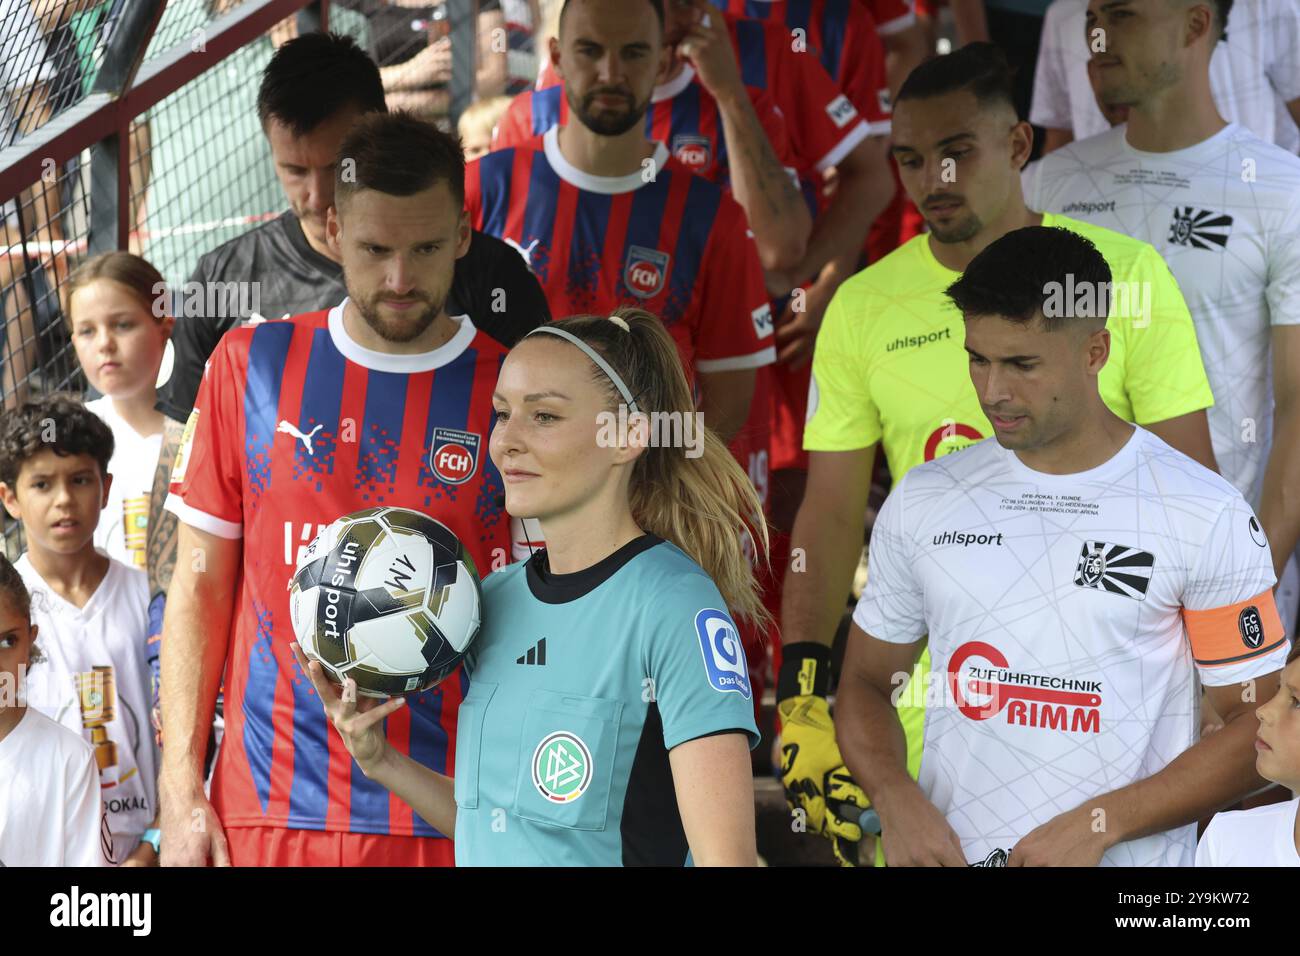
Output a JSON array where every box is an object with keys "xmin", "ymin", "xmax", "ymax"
[
  {"xmin": 653, "ymin": 63, "xmax": 695, "ymax": 102},
  {"xmin": 327, "ymin": 299, "xmax": 477, "ymax": 374},
  {"xmin": 542, "ymin": 126, "xmax": 672, "ymax": 195}
]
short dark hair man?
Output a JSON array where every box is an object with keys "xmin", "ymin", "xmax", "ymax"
[{"xmin": 835, "ymin": 225, "xmax": 1286, "ymax": 866}]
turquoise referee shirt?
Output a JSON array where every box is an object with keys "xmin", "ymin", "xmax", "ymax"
[{"xmin": 453, "ymin": 534, "xmax": 760, "ymax": 866}]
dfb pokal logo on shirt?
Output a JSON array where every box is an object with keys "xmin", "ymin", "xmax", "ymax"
[
  {"xmin": 624, "ymin": 246, "xmax": 670, "ymax": 299},
  {"xmin": 695, "ymin": 608, "xmax": 751, "ymax": 699},
  {"xmin": 671, "ymin": 133, "xmax": 712, "ymax": 171},
  {"xmin": 430, "ymin": 427, "xmax": 481, "ymax": 485}
]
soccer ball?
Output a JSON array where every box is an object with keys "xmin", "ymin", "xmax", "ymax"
[{"xmin": 288, "ymin": 507, "xmax": 482, "ymax": 698}]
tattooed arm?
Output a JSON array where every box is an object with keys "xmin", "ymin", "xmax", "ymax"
[{"xmin": 147, "ymin": 417, "xmax": 185, "ymax": 599}]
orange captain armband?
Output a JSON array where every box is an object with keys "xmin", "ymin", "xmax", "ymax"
[{"xmin": 1182, "ymin": 590, "xmax": 1287, "ymax": 668}]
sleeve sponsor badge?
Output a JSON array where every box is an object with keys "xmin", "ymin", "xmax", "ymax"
[{"xmin": 695, "ymin": 608, "xmax": 751, "ymax": 699}]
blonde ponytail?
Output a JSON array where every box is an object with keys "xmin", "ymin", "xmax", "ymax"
[{"xmin": 538, "ymin": 309, "xmax": 771, "ymax": 627}]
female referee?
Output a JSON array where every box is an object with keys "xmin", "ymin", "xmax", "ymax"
[{"xmin": 292, "ymin": 307, "xmax": 769, "ymax": 866}]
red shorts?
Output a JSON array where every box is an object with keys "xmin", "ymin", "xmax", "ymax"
[{"xmin": 224, "ymin": 826, "xmax": 456, "ymax": 867}]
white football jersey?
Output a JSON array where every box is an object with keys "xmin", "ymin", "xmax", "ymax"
[
  {"xmin": 85, "ymin": 396, "xmax": 163, "ymax": 571},
  {"xmin": 855, "ymin": 427, "xmax": 1288, "ymax": 866},
  {"xmin": 1023, "ymin": 123, "xmax": 1300, "ymax": 508},
  {"xmin": 1030, "ymin": 0, "xmax": 1300, "ymax": 151},
  {"xmin": 17, "ymin": 555, "xmax": 158, "ymax": 866}
]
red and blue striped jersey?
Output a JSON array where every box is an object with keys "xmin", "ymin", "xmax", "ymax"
[
  {"xmin": 495, "ymin": 67, "xmax": 796, "ymax": 187},
  {"xmin": 711, "ymin": 0, "xmax": 893, "ymax": 128},
  {"xmin": 165, "ymin": 303, "xmax": 511, "ymax": 838},
  {"xmin": 535, "ymin": 10, "xmax": 873, "ymax": 177},
  {"xmin": 712, "ymin": 0, "xmax": 909, "ymax": 261},
  {"xmin": 466, "ymin": 130, "xmax": 776, "ymax": 378},
  {"xmin": 863, "ymin": 0, "xmax": 915, "ymax": 36},
  {"xmin": 720, "ymin": 9, "xmax": 877, "ymax": 173}
]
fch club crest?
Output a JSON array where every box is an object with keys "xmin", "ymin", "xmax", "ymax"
[
  {"xmin": 430, "ymin": 427, "xmax": 481, "ymax": 485},
  {"xmin": 671, "ymin": 133, "xmax": 712, "ymax": 171},
  {"xmin": 624, "ymin": 245, "xmax": 670, "ymax": 299}
]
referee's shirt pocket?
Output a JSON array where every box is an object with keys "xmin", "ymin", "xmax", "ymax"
[
  {"xmin": 513, "ymin": 690, "xmax": 623, "ymax": 831},
  {"xmin": 454, "ymin": 681, "xmax": 497, "ymax": 810}
]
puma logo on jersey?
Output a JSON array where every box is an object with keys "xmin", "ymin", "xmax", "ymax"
[
  {"xmin": 1168, "ymin": 207, "xmax": 1232, "ymax": 250},
  {"xmin": 277, "ymin": 420, "xmax": 323, "ymax": 455},
  {"xmin": 505, "ymin": 237, "xmax": 540, "ymax": 270}
]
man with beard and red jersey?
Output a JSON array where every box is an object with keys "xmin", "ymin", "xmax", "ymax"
[
  {"xmin": 159, "ymin": 114, "xmax": 512, "ymax": 867},
  {"xmin": 469, "ymin": 0, "xmax": 777, "ymax": 445},
  {"xmin": 157, "ymin": 32, "xmax": 549, "ymax": 425},
  {"xmin": 494, "ymin": 0, "xmax": 811, "ymax": 280}
]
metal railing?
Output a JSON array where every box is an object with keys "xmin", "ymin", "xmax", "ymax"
[{"xmin": 0, "ymin": 0, "xmax": 489, "ymax": 558}]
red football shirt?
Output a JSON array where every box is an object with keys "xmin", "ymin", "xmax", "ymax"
[
  {"xmin": 166, "ymin": 305, "xmax": 511, "ymax": 837},
  {"xmin": 467, "ymin": 131, "xmax": 774, "ymax": 379},
  {"xmin": 713, "ymin": 0, "xmax": 893, "ymax": 128},
  {"xmin": 495, "ymin": 67, "xmax": 797, "ymax": 188},
  {"xmin": 535, "ymin": 11, "xmax": 872, "ymax": 179}
]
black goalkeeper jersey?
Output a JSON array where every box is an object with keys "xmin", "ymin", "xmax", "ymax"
[{"xmin": 156, "ymin": 210, "xmax": 549, "ymax": 421}]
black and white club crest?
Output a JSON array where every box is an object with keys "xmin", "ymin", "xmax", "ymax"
[
  {"xmin": 1167, "ymin": 207, "xmax": 1232, "ymax": 250},
  {"xmin": 1074, "ymin": 541, "xmax": 1155, "ymax": 600}
]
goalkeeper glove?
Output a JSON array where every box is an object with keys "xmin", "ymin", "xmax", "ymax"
[{"xmin": 777, "ymin": 642, "xmax": 869, "ymax": 867}]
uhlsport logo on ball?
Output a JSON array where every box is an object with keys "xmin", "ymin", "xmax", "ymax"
[{"xmin": 288, "ymin": 506, "xmax": 482, "ymax": 697}]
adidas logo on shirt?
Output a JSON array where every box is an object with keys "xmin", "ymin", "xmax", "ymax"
[{"xmin": 516, "ymin": 638, "xmax": 547, "ymax": 666}]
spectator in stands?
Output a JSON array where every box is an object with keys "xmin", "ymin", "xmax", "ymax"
[
  {"xmin": 0, "ymin": 394, "xmax": 158, "ymax": 866},
  {"xmin": 0, "ymin": 0, "xmax": 65, "ymax": 409},
  {"xmin": 458, "ymin": 92, "xmax": 512, "ymax": 158},
  {"xmin": 1196, "ymin": 641, "xmax": 1300, "ymax": 866},
  {"xmin": 334, "ymin": 0, "xmax": 515, "ymax": 116},
  {"xmin": 0, "ymin": 552, "xmax": 107, "ymax": 866},
  {"xmin": 66, "ymin": 252, "xmax": 172, "ymax": 573}
]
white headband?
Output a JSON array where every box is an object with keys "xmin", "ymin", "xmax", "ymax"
[{"xmin": 525, "ymin": 325, "xmax": 639, "ymax": 414}]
